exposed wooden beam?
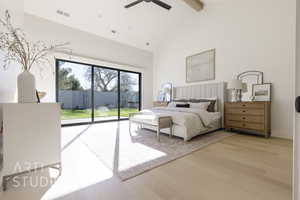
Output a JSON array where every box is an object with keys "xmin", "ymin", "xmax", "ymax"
[{"xmin": 182, "ymin": 0, "xmax": 204, "ymax": 11}]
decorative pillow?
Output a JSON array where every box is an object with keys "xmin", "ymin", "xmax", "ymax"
[
  {"xmin": 176, "ymin": 103, "xmax": 190, "ymax": 108},
  {"xmin": 189, "ymin": 102, "xmax": 210, "ymax": 110},
  {"xmin": 189, "ymin": 98, "xmax": 217, "ymax": 112}
]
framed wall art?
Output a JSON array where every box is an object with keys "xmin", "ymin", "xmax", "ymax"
[
  {"xmin": 252, "ymin": 83, "xmax": 272, "ymax": 101},
  {"xmin": 237, "ymin": 71, "xmax": 264, "ymax": 101},
  {"xmin": 186, "ymin": 49, "xmax": 215, "ymax": 83}
]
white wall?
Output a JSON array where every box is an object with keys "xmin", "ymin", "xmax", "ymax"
[
  {"xmin": 19, "ymin": 14, "xmax": 153, "ymax": 109},
  {"xmin": 154, "ymin": 0, "xmax": 296, "ymax": 139},
  {"xmin": 0, "ymin": 0, "xmax": 24, "ymax": 103},
  {"xmin": 294, "ymin": 0, "xmax": 300, "ymax": 198},
  {"xmin": 0, "ymin": 0, "xmax": 24, "ymax": 125}
]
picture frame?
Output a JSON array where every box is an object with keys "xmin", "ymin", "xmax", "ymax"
[
  {"xmin": 157, "ymin": 90, "xmax": 165, "ymax": 102},
  {"xmin": 186, "ymin": 49, "xmax": 215, "ymax": 83},
  {"xmin": 161, "ymin": 82, "xmax": 173, "ymax": 102},
  {"xmin": 252, "ymin": 83, "xmax": 272, "ymax": 101},
  {"xmin": 237, "ymin": 71, "xmax": 264, "ymax": 102}
]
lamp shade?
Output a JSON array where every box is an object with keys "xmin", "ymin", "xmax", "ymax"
[{"xmin": 227, "ymin": 79, "xmax": 243, "ymax": 90}]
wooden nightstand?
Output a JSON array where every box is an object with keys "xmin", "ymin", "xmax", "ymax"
[
  {"xmin": 153, "ymin": 101, "xmax": 169, "ymax": 107},
  {"xmin": 225, "ymin": 101, "xmax": 271, "ymax": 138}
]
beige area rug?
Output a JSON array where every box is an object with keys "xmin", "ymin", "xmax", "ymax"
[{"xmin": 77, "ymin": 122, "xmax": 234, "ymax": 181}]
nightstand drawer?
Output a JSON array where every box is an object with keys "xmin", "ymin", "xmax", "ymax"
[
  {"xmin": 225, "ymin": 102, "xmax": 265, "ymax": 109},
  {"xmin": 226, "ymin": 120, "xmax": 265, "ymax": 131},
  {"xmin": 226, "ymin": 114, "xmax": 264, "ymax": 123},
  {"xmin": 226, "ymin": 108, "xmax": 264, "ymax": 115}
]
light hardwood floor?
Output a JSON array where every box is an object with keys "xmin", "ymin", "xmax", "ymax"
[
  {"xmin": 0, "ymin": 131, "xmax": 292, "ymax": 200},
  {"xmin": 122, "ymin": 134, "xmax": 293, "ymax": 200}
]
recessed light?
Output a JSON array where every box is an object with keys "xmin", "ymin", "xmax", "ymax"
[
  {"xmin": 56, "ymin": 10, "xmax": 70, "ymax": 17},
  {"xmin": 146, "ymin": 42, "xmax": 150, "ymax": 46},
  {"xmin": 98, "ymin": 14, "xmax": 103, "ymax": 18},
  {"xmin": 111, "ymin": 30, "xmax": 117, "ymax": 34}
]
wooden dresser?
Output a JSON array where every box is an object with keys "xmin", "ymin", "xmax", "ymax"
[
  {"xmin": 225, "ymin": 101, "xmax": 271, "ymax": 138},
  {"xmin": 153, "ymin": 101, "xmax": 169, "ymax": 107}
]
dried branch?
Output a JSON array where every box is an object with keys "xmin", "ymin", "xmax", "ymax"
[{"xmin": 0, "ymin": 10, "xmax": 71, "ymax": 72}]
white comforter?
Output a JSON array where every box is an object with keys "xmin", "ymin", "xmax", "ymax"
[{"xmin": 139, "ymin": 107, "xmax": 221, "ymax": 136}]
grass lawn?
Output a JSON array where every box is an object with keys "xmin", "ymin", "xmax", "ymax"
[{"xmin": 61, "ymin": 108, "xmax": 139, "ymax": 120}]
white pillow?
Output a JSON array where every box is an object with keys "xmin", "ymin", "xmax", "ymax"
[
  {"xmin": 189, "ymin": 102, "xmax": 210, "ymax": 110},
  {"xmin": 191, "ymin": 97, "xmax": 218, "ymax": 112}
]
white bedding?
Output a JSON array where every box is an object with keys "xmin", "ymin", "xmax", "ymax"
[{"xmin": 137, "ymin": 107, "xmax": 221, "ymax": 140}]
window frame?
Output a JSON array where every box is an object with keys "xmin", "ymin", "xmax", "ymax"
[{"xmin": 55, "ymin": 58, "xmax": 142, "ymax": 127}]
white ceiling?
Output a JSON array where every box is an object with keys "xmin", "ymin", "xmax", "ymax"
[{"xmin": 24, "ymin": 0, "xmax": 197, "ymax": 52}]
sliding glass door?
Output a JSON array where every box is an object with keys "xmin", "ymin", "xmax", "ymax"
[
  {"xmin": 93, "ymin": 67, "xmax": 118, "ymax": 122},
  {"xmin": 120, "ymin": 71, "xmax": 140, "ymax": 118},
  {"xmin": 56, "ymin": 59, "xmax": 141, "ymax": 125},
  {"xmin": 57, "ymin": 61, "xmax": 92, "ymax": 125}
]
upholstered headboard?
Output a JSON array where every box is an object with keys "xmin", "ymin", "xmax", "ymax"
[{"xmin": 173, "ymin": 82, "xmax": 226, "ymax": 127}]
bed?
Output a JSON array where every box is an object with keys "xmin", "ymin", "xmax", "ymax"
[{"xmin": 130, "ymin": 82, "xmax": 226, "ymax": 141}]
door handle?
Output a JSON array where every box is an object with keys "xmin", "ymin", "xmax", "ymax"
[{"xmin": 296, "ymin": 96, "xmax": 300, "ymax": 112}]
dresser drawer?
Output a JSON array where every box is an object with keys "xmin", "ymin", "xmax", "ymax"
[
  {"xmin": 226, "ymin": 114, "xmax": 264, "ymax": 123},
  {"xmin": 225, "ymin": 102, "xmax": 265, "ymax": 109},
  {"xmin": 225, "ymin": 101, "xmax": 271, "ymax": 137},
  {"xmin": 226, "ymin": 120, "xmax": 265, "ymax": 131},
  {"xmin": 226, "ymin": 108, "xmax": 264, "ymax": 116}
]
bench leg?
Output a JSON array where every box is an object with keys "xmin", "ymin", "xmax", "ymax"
[
  {"xmin": 2, "ymin": 176, "xmax": 8, "ymax": 191},
  {"xmin": 129, "ymin": 120, "xmax": 131, "ymax": 134},
  {"xmin": 157, "ymin": 126, "xmax": 160, "ymax": 142},
  {"xmin": 169, "ymin": 126, "xmax": 173, "ymax": 138}
]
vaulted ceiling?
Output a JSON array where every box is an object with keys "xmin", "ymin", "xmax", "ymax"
[{"xmin": 24, "ymin": 0, "xmax": 201, "ymax": 52}]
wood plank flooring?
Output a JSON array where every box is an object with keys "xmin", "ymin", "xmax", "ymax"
[
  {"xmin": 61, "ymin": 133, "xmax": 293, "ymax": 200},
  {"xmin": 0, "ymin": 132, "xmax": 293, "ymax": 200}
]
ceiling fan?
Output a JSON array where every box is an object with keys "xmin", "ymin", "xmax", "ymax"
[{"xmin": 124, "ymin": 0, "xmax": 172, "ymax": 10}]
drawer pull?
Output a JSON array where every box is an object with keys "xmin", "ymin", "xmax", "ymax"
[
  {"xmin": 242, "ymin": 110, "xmax": 246, "ymax": 113},
  {"xmin": 242, "ymin": 104, "xmax": 246, "ymax": 107},
  {"xmin": 242, "ymin": 117, "xmax": 246, "ymax": 120},
  {"xmin": 243, "ymin": 124, "xmax": 246, "ymax": 126}
]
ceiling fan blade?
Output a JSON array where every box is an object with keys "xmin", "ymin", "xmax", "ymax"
[
  {"xmin": 151, "ymin": 0, "xmax": 172, "ymax": 10},
  {"xmin": 125, "ymin": 0, "xmax": 143, "ymax": 8}
]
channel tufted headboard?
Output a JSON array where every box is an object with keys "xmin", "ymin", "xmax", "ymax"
[{"xmin": 173, "ymin": 82, "xmax": 226, "ymax": 127}]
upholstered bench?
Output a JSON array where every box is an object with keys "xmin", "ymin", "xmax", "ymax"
[{"xmin": 129, "ymin": 113, "xmax": 173, "ymax": 142}]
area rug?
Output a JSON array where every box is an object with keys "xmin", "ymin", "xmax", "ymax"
[{"xmin": 78, "ymin": 122, "xmax": 234, "ymax": 181}]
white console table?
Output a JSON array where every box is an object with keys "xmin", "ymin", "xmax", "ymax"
[{"xmin": 1, "ymin": 103, "xmax": 61, "ymax": 191}]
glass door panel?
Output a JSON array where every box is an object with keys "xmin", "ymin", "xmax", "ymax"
[
  {"xmin": 120, "ymin": 71, "xmax": 140, "ymax": 118},
  {"xmin": 57, "ymin": 61, "xmax": 92, "ymax": 125},
  {"xmin": 93, "ymin": 67, "xmax": 118, "ymax": 121},
  {"xmin": 57, "ymin": 59, "xmax": 142, "ymax": 125}
]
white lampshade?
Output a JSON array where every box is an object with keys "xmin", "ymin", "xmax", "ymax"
[{"xmin": 227, "ymin": 79, "xmax": 243, "ymax": 90}]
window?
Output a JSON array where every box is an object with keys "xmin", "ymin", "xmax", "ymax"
[
  {"xmin": 120, "ymin": 71, "xmax": 140, "ymax": 118},
  {"xmin": 56, "ymin": 59, "xmax": 141, "ymax": 125}
]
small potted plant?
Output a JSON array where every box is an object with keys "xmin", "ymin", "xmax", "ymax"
[{"xmin": 0, "ymin": 10, "xmax": 70, "ymax": 103}]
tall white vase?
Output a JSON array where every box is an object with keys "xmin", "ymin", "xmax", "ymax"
[{"xmin": 17, "ymin": 70, "xmax": 37, "ymax": 103}]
